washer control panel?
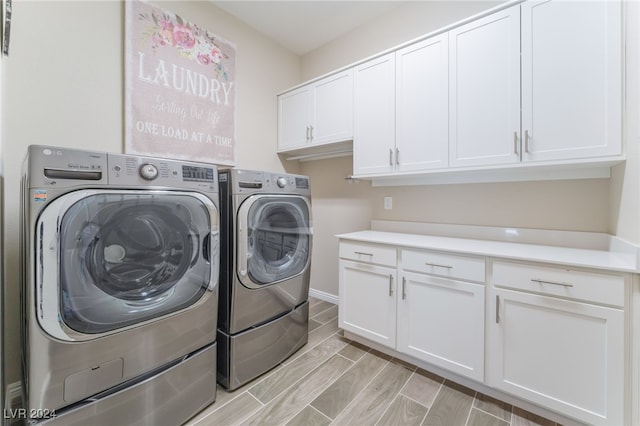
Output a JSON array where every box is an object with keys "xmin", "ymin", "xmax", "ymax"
[
  {"xmin": 29, "ymin": 145, "xmax": 218, "ymax": 194},
  {"xmin": 230, "ymin": 169, "xmax": 310, "ymax": 195},
  {"xmin": 139, "ymin": 163, "xmax": 159, "ymax": 180}
]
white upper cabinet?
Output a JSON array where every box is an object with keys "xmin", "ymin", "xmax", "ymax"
[
  {"xmin": 354, "ymin": 34, "xmax": 449, "ymax": 176},
  {"xmin": 353, "ymin": 53, "xmax": 396, "ymax": 175},
  {"xmin": 521, "ymin": 0, "xmax": 622, "ymax": 162},
  {"xmin": 279, "ymin": 0, "xmax": 623, "ymax": 176},
  {"xmin": 278, "ymin": 86, "xmax": 314, "ymax": 151},
  {"xmin": 396, "ymin": 34, "xmax": 449, "ymax": 172},
  {"xmin": 449, "ymin": 6, "xmax": 521, "ymax": 168},
  {"xmin": 313, "ymin": 70, "xmax": 354, "ymax": 145},
  {"xmin": 278, "ymin": 69, "xmax": 353, "ymax": 153}
]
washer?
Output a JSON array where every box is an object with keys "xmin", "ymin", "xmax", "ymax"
[
  {"xmin": 217, "ymin": 169, "xmax": 312, "ymax": 390},
  {"xmin": 20, "ymin": 145, "xmax": 219, "ymax": 424}
]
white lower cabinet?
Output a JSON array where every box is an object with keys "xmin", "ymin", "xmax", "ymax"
[
  {"xmin": 339, "ymin": 259, "xmax": 397, "ymax": 348},
  {"xmin": 398, "ymin": 271, "xmax": 484, "ymax": 381},
  {"xmin": 338, "ymin": 239, "xmax": 630, "ymax": 425},
  {"xmin": 488, "ymin": 261, "xmax": 625, "ymax": 426}
]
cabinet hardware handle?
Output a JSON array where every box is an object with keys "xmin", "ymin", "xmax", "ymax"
[
  {"xmin": 306, "ymin": 126, "xmax": 310, "ymax": 141},
  {"xmin": 354, "ymin": 251, "xmax": 374, "ymax": 257},
  {"xmin": 402, "ymin": 277, "xmax": 406, "ymax": 300},
  {"xmin": 514, "ymin": 132, "xmax": 519, "ymax": 155},
  {"xmin": 389, "ymin": 148, "xmax": 393, "ymax": 166},
  {"xmin": 531, "ymin": 278, "xmax": 574, "ymax": 288},
  {"xmin": 525, "ymin": 130, "xmax": 530, "ymax": 153},
  {"xmin": 496, "ymin": 295, "xmax": 500, "ymax": 324},
  {"xmin": 310, "ymin": 125, "xmax": 314, "ymax": 141},
  {"xmin": 424, "ymin": 262, "xmax": 453, "ymax": 269},
  {"xmin": 395, "ymin": 147, "xmax": 400, "ymax": 165},
  {"xmin": 389, "ymin": 275, "xmax": 394, "ymax": 297}
]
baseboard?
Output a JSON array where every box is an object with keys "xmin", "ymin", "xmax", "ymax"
[{"xmin": 309, "ymin": 288, "xmax": 339, "ymax": 305}]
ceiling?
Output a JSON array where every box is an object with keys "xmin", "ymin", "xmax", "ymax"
[{"xmin": 212, "ymin": 1, "xmax": 408, "ymax": 55}]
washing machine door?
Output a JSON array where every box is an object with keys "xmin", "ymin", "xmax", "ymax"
[
  {"xmin": 36, "ymin": 190, "xmax": 219, "ymax": 341},
  {"xmin": 236, "ymin": 195, "xmax": 311, "ymax": 288}
]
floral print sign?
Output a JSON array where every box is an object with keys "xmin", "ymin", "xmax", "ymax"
[{"xmin": 125, "ymin": 0, "xmax": 236, "ymax": 165}]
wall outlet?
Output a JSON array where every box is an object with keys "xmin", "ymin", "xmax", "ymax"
[{"xmin": 384, "ymin": 196, "xmax": 392, "ymax": 210}]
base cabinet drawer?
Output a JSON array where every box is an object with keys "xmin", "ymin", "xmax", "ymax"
[
  {"xmin": 402, "ymin": 249, "xmax": 485, "ymax": 282},
  {"xmin": 493, "ymin": 260, "xmax": 625, "ymax": 307},
  {"xmin": 340, "ymin": 241, "xmax": 397, "ymax": 267},
  {"xmin": 488, "ymin": 288, "xmax": 624, "ymax": 425}
]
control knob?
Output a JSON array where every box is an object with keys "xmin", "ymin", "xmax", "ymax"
[
  {"xmin": 139, "ymin": 163, "xmax": 159, "ymax": 180},
  {"xmin": 276, "ymin": 177, "xmax": 287, "ymax": 188}
]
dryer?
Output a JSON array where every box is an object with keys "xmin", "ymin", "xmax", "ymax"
[
  {"xmin": 20, "ymin": 145, "xmax": 219, "ymax": 424},
  {"xmin": 217, "ymin": 169, "xmax": 312, "ymax": 390}
]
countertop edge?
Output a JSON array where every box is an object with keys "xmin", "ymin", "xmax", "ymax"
[{"xmin": 335, "ymin": 230, "xmax": 640, "ymax": 274}]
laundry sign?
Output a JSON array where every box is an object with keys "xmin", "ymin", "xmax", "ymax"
[{"xmin": 125, "ymin": 0, "xmax": 236, "ymax": 165}]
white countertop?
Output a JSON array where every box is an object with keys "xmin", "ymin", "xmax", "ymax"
[{"xmin": 336, "ymin": 228, "xmax": 640, "ymax": 273}]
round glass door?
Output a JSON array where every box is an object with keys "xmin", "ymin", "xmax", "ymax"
[
  {"xmin": 58, "ymin": 192, "xmax": 215, "ymax": 334},
  {"xmin": 241, "ymin": 196, "xmax": 311, "ymax": 286}
]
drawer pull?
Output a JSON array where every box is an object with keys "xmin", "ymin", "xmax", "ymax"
[
  {"xmin": 531, "ymin": 278, "xmax": 574, "ymax": 288},
  {"xmin": 354, "ymin": 251, "xmax": 374, "ymax": 257},
  {"xmin": 425, "ymin": 262, "xmax": 453, "ymax": 269}
]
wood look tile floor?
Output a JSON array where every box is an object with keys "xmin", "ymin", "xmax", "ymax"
[{"xmin": 187, "ymin": 298, "xmax": 559, "ymax": 426}]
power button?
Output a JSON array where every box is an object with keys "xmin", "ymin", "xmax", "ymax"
[{"xmin": 139, "ymin": 164, "xmax": 159, "ymax": 180}]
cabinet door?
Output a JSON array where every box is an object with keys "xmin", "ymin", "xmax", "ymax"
[
  {"xmin": 398, "ymin": 272, "xmax": 484, "ymax": 381},
  {"xmin": 278, "ymin": 86, "xmax": 313, "ymax": 151},
  {"xmin": 339, "ymin": 259, "xmax": 396, "ymax": 348},
  {"xmin": 521, "ymin": 0, "xmax": 622, "ymax": 162},
  {"xmin": 488, "ymin": 288, "xmax": 624, "ymax": 425},
  {"xmin": 396, "ymin": 34, "xmax": 449, "ymax": 172},
  {"xmin": 449, "ymin": 6, "xmax": 520, "ymax": 168},
  {"xmin": 353, "ymin": 53, "xmax": 396, "ymax": 176},
  {"xmin": 312, "ymin": 69, "xmax": 353, "ymax": 145}
]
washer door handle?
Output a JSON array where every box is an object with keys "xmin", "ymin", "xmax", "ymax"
[{"xmin": 203, "ymin": 233, "xmax": 211, "ymax": 262}]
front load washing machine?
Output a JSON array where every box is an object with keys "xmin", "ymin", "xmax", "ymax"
[
  {"xmin": 217, "ymin": 169, "xmax": 312, "ymax": 390},
  {"xmin": 20, "ymin": 145, "xmax": 219, "ymax": 424}
]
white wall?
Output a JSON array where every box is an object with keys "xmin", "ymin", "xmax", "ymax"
[
  {"xmin": 301, "ymin": 1, "xmax": 501, "ymax": 80},
  {"xmin": 1, "ymin": 0, "xmax": 300, "ymax": 388},
  {"xmin": 299, "ymin": 1, "xmax": 638, "ymax": 299}
]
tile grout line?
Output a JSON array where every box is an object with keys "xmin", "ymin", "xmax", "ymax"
[
  {"xmin": 373, "ymin": 393, "xmax": 401, "ymax": 426},
  {"xmin": 257, "ymin": 339, "xmax": 353, "ymax": 407},
  {"xmin": 463, "ymin": 391, "xmax": 478, "ymax": 426},
  {"xmin": 474, "ymin": 406, "xmax": 511, "ymax": 425},
  {"xmin": 281, "ymin": 328, "xmax": 341, "ymax": 367},
  {"xmin": 417, "ymin": 380, "xmax": 445, "ymax": 426},
  {"xmin": 308, "ymin": 404, "xmax": 333, "ymax": 423},
  {"xmin": 330, "ymin": 357, "xmax": 392, "ymax": 423},
  {"xmin": 309, "ymin": 306, "xmax": 338, "ymax": 324}
]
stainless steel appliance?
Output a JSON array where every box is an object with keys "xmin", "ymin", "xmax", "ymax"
[
  {"xmin": 20, "ymin": 145, "xmax": 219, "ymax": 424},
  {"xmin": 217, "ymin": 169, "xmax": 312, "ymax": 390}
]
